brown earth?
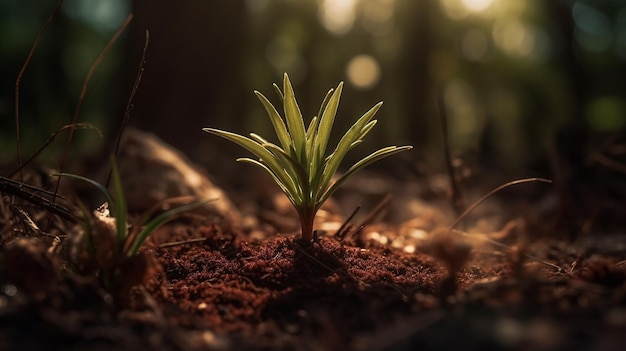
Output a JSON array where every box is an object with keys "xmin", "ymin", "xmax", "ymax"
[
  {"xmin": 2, "ymin": 209, "xmax": 626, "ymax": 351},
  {"xmin": 1, "ymin": 144, "xmax": 626, "ymax": 351}
]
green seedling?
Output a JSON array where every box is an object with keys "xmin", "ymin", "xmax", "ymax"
[
  {"xmin": 204, "ymin": 73, "xmax": 412, "ymax": 242},
  {"xmin": 54, "ymin": 158, "xmax": 210, "ymax": 296}
]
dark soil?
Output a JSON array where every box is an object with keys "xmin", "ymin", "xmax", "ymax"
[{"xmin": 1, "ymin": 168, "xmax": 626, "ymax": 351}]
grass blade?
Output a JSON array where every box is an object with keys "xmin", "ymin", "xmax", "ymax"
[
  {"xmin": 316, "ymin": 82, "xmax": 343, "ymax": 165},
  {"xmin": 52, "ymin": 172, "xmax": 115, "ymax": 211},
  {"xmin": 238, "ymin": 158, "xmax": 302, "ymax": 204},
  {"xmin": 203, "ymin": 128, "xmax": 287, "ymax": 179},
  {"xmin": 357, "ymin": 120, "xmax": 378, "ymax": 141},
  {"xmin": 316, "ymin": 88, "xmax": 335, "ymax": 127},
  {"xmin": 282, "ymin": 73, "xmax": 307, "ymax": 163},
  {"xmin": 319, "ymin": 145, "xmax": 412, "ymax": 205},
  {"xmin": 109, "ymin": 158, "xmax": 128, "ymax": 242},
  {"xmin": 262, "ymin": 142, "xmax": 309, "ymax": 201},
  {"xmin": 306, "ymin": 116, "xmax": 319, "ymax": 175},
  {"xmin": 129, "ymin": 198, "xmax": 214, "ymax": 256},
  {"xmin": 52, "ymin": 167, "xmax": 127, "ymax": 243},
  {"xmin": 319, "ymin": 102, "xmax": 383, "ymax": 191},
  {"xmin": 255, "ymin": 91, "xmax": 292, "ymax": 152},
  {"xmin": 263, "ymin": 143, "xmax": 308, "ymax": 186},
  {"xmin": 273, "ymin": 83, "xmax": 284, "ymax": 102},
  {"xmin": 203, "ymin": 128, "xmax": 299, "ymax": 199}
]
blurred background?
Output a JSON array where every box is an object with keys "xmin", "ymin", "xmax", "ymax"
[{"xmin": 1, "ymin": 0, "xmax": 625, "ymax": 179}]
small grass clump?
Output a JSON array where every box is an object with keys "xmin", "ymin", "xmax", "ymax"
[
  {"xmin": 204, "ymin": 73, "xmax": 411, "ymax": 242},
  {"xmin": 55, "ymin": 158, "xmax": 208, "ymax": 300}
]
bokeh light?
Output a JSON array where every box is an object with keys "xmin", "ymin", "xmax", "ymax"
[
  {"xmin": 440, "ymin": 0, "xmax": 470, "ymax": 19},
  {"xmin": 572, "ymin": 2, "xmax": 612, "ymax": 53},
  {"xmin": 62, "ymin": 0, "xmax": 129, "ymax": 35},
  {"xmin": 616, "ymin": 8, "xmax": 626, "ymax": 58},
  {"xmin": 461, "ymin": 0, "xmax": 494, "ymax": 13},
  {"xmin": 586, "ymin": 97, "xmax": 626, "ymax": 132},
  {"xmin": 346, "ymin": 54, "xmax": 381, "ymax": 90},
  {"xmin": 2, "ymin": 0, "xmax": 625, "ymax": 171},
  {"xmin": 362, "ymin": 0, "xmax": 396, "ymax": 36},
  {"xmin": 461, "ymin": 28, "xmax": 489, "ymax": 61},
  {"xmin": 441, "ymin": 0, "xmax": 498, "ymax": 19},
  {"xmin": 493, "ymin": 19, "xmax": 533, "ymax": 57},
  {"xmin": 318, "ymin": 0, "xmax": 358, "ymax": 35},
  {"xmin": 491, "ymin": 18, "xmax": 551, "ymax": 61}
]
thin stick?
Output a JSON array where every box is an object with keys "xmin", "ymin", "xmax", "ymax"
[
  {"xmin": 107, "ymin": 29, "xmax": 149, "ymax": 187},
  {"xmin": 438, "ymin": 92, "xmax": 464, "ymax": 217},
  {"xmin": 158, "ymin": 237, "xmax": 208, "ymax": 249},
  {"xmin": 324, "ymin": 194, "xmax": 392, "ymax": 254},
  {"xmin": 116, "ymin": 29, "xmax": 149, "ymax": 156},
  {"xmin": 52, "ymin": 14, "xmax": 133, "ymax": 204},
  {"xmin": 446, "ymin": 177, "xmax": 553, "ymax": 232},
  {"xmin": 452, "ymin": 229, "xmax": 565, "ymax": 273},
  {"xmin": 1, "ymin": 175, "xmax": 69, "ymax": 199},
  {"xmin": 590, "ymin": 152, "xmax": 626, "ymax": 175},
  {"xmin": 14, "ymin": 0, "xmax": 64, "ymax": 182},
  {"xmin": 0, "ymin": 176, "xmax": 74, "ymax": 222},
  {"xmin": 8, "ymin": 205, "xmax": 60, "ymax": 238},
  {"xmin": 8, "ymin": 123, "xmax": 100, "ymax": 178},
  {"xmin": 337, "ymin": 193, "xmax": 392, "ymax": 244},
  {"xmin": 334, "ymin": 204, "xmax": 360, "ymax": 239},
  {"xmin": 356, "ymin": 194, "xmax": 392, "ymax": 229}
]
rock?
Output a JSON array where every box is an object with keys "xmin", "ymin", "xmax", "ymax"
[{"xmin": 116, "ymin": 128, "xmax": 241, "ymax": 228}]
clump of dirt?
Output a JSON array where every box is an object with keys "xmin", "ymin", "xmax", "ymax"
[
  {"xmin": 3, "ymin": 168, "xmax": 626, "ymax": 351},
  {"xmin": 148, "ymin": 224, "xmax": 446, "ymax": 340},
  {"xmin": 3, "ymin": 216, "xmax": 626, "ymax": 351}
]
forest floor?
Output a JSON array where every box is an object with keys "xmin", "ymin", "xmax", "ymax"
[{"xmin": 1, "ymin": 136, "xmax": 626, "ymax": 351}]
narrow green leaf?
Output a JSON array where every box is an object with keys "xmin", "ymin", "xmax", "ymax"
[
  {"xmin": 358, "ymin": 120, "xmax": 378, "ymax": 141},
  {"xmin": 306, "ymin": 116, "xmax": 319, "ymax": 142},
  {"xmin": 53, "ymin": 160, "xmax": 128, "ymax": 244},
  {"xmin": 203, "ymin": 128, "xmax": 278, "ymax": 169},
  {"xmin": 247, "ymin": 134, "xmax": 303, "ymax": 190},
  {"xmin": 254, "ymin": 91, "xmax": 292, "ymax": 152},
  {"xmin": 109, "ymin": 158, "xmax": 128, "ymax": 243},
  {"xmin": 310, "ymin": 87, "xmax": 335, "ymax": 184},
  {"xmin": 348, "ymin": 140, "xmax": 363, "ymax": 149},
  {"xmin": 262, "ymin": 141, "xmax": 307, "ymax": 183},
  {"xmin": 238, "ymin": 158, "xmax": 302, "ymax": 205},
  {"xmin": 249, "ymin": 133, "xmax": 265, "ymax": 144},
  {"xmin": 316, "ymin": 82, "xmax": 343, "ymax": 166},
  {"xmin": 129, "ymin": 198, "xmax": 214, "ymax": 256},
  {"xmin": 310, "ymin": 144, "xmax": 324, "ymax": 186},
  {"xmin": 305, "ymin": 116, "xmax": 319, "ymax": 173},
  {"xmin": 262, "ymin": 142, "xmax": 309, "ymax": 200},
  {"xmin": 319, "ymin": 145, "xmax": 413, "ymax": 206},
  {"xmin": 318, "ymin": 102, "xmax": 383, "ymax": 191},
  {"xmin": 52, "ymin": 173, "xmax": 115, "ymax": 211},
  {"xmin": 203, "ymin": 128, "xmax": 298, "ymax": 200},
  {"xmin": 273, "ymin": 83, "xmax": 284, "ymax": 102},
  {"xmin": 282, "ymin": 73, "xmax": 307, "ymax": 163},
  {"xmin": 316, "ymin": 88, "xmax": 335, "ymax": 126}
]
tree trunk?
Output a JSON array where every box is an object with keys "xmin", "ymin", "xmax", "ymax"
[{"xmin": 118, "ymin": 0, "xmax": 247, "ymax": 160}]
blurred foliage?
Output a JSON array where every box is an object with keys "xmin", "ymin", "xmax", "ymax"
[
  {"xmin": 1, "ymin": 0, "xmax": 625, "ymax": 174},
  {"xmin": 0, "ymin": 0, "xmax": 129, "ymax": 165}
]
